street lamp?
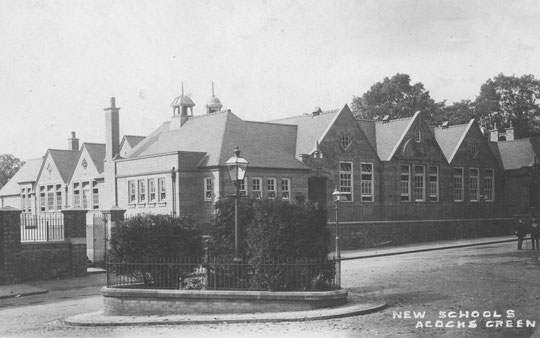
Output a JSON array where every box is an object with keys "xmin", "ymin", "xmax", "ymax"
[
  {"xmin": 332, "ymin": 187, "xmax": 342, "ymax": 287},
  {"xmin": 226, "ymin": 146, "xmax": 249, "ymax": 262}
]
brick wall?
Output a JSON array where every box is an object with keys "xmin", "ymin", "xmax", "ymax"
[{"xmin": 329, "ymin": 218, "xmax": 514, "ymax": 250}]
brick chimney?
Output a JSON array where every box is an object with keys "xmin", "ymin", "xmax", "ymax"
[
  {"xmin": 104, "ymin": 97, "xmax": 120, "ymax": 160},
  {"xmin": 68, "ymin": 131, "xmax": 79, "ymax": 151},
  {"xmin": 505, "ymin": 121, "xmax": 515, "ymax": 141},
  {"xmin": 490, "ymin": 123, "xmax": 499, "ymax": 142}
]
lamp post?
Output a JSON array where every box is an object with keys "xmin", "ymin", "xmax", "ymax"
[
  {"xmin": 332, "ymin": 187, "xmax": 342, "ymax": 288},
  {"xmin": 226, "ymin": 146, "xmax": 249, "ymax": 262}
]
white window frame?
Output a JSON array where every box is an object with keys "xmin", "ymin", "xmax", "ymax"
[
  {"xmin": 360, "ymin": 163, "xmax": 373, "ymax": 202},
  {"xmin": 469, "ymin": 168, "xmax": 479, "ymax": 202},
  {"xmin": 414, "ymin": 165, "xmax": 425, "ymax": 202},
  {"xmin": 339, "ymin": 162, "xmax": 353, "ymax": 202},
  {"xmin": 281, "ymin": 178, "xmax": 291, "ymax": 200},
  {"xmin": 267, "ymin": 178, "xmax": 276, "ymax": 199},
  {"xmin": 82, "ymin": 181, "xmax": 90, "ymax": 209},
  {"xmin": 148, "ymin": 179, "xmax": 156, "ymax": 203},
  {"xmin": 429, "ymin": 166, "xmax": 439, "ymax": 202},
  {"xmin": 238, "ymin": 177, "xmax": 247, "ymax": 196},
  {"xmin": 400, "ymin": 165, "xmax": 411, "ymax": 202},
  {"xmin": 158, "ymin": 178, "xmax": 166, "ymax": 202},
  {"xmin": 138, "ymin": 179, "xmax": 146, "ymax": 203},
  {"xmin": 128, "ymin": 180, "xmax": 136, "ymax": 204},
  {"xmin": 204, "ymin": 177, "xmax": 213, "ymax": 201},
  {"xmin": 454, "ymin": 167, "xmax": 464, "ymax": 202},
  {"xmin": 20, "ymin": 188, "xmax": 26, "ymax": 212},
  {"xmin": 415, "ymin": 129, "xmax": 422, "ymax": 143},
  {"xmin": 252, "ymin": 177, "xmax": 262, "ymax": 199},
  {"xmin": 484, "ymin": 169, "xmax": 494, "ymax": 202},
  {"xmin": 73, "ymin": 182, "xmax": 81, "ymax": 208},
  {"xmin": 39, "ymin": 186, "xmax": 45, "ymax": 212},
  {"xmin": 46, "ymin": 185, "xmax": 54, "ymax": 211},
  {"xmin": 55, "ymin": 184, "xmax": 62, "ymax": 211},
  {"xmin": 92, "ymin": 181, "xmax": 99, "ymax": 209}
]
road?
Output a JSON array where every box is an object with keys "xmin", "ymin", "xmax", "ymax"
[{"xmin": 0, "ymin": 241, "xmax": 538, "ymax": 337}]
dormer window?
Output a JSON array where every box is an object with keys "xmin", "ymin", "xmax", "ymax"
[
  {"xmin": 415, "ymin": 129, "xmax": 422, "ymax": 143},
  {"xmin": 340, "ymin": 133, "xmax": 352, "ymax": 149}
]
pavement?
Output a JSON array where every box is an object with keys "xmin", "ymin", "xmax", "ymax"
[{"xmin": 0, "ymin": 234, "xmax": 524, "ymax": 327}]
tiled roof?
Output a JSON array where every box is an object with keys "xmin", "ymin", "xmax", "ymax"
[
  {"xmin": 83, "ymin": 143, "xmax": 106, "ymax": 174},
  {"xmin": 487, "ymin": 142, "xmax": 504, "ymax": 170},
  {"xmin": 48, "ymin": 149, "xmax": 80, "ymax": 183},
  {"xmin": 433, "ymin": 120, "xmax": 473, "ymax": 163},
  {"xmin": 0, "ymin": 158, "xmax": 43, "ymax": 196},
  {"xmin": 357, "ymin": 119, "xmax": 377, "ymax": 152},
  {"xmin": 122, "ymin": 135, "xmax": 145, "ymax": 149},
  {"xmin": 375, "ymin": 112, "xmax": 419, "ymax": 161},
  {"xmin": 271, "ymin": 108, "xmax": 341, "ymax": 157},
  {"xmin": 497, "ymin": 138, "xmax": 537, "ymax": 170},
  {"xmin": 127, "ymin": 111, "xmax": 308, "ymax": 170}
]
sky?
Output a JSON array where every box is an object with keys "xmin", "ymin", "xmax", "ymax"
[{"xmin": 1, "ymin": 0, "xmax": 540, "ymax": 160}]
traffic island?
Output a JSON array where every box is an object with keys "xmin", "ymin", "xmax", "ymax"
[{"xmin": 65, "ymin": 294, "xmax": 386, "ymax": 326}]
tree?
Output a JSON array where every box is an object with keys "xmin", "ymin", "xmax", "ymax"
[
  {"xmin": 351, "ymin": 73, "xmax": 444, "ymax": 125},
  {"xmin": 442, "ymin": 100, "xmax": 476, "ymax": 125},
  {"xmin": 0, "ymin": 154, "xmax": 24, "ymax": 189},
  {"xmin": 475, "ymin": 74, "xmax": 540, "ymax": 138}
]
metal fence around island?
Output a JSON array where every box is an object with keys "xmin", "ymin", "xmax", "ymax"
[
  {"xmin": 20, "ymin": 213, "xmax": 64, "ymax": 242},
  {"xmin": 106, "ymin": 256, "xmax": 338, "ymax": 291}
]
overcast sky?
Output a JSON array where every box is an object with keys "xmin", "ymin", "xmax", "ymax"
[{"xmin": 1, "ymin": 0, "xmax": 540, "ymax": 160}]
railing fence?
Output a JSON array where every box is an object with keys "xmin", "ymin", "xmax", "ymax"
[{"xmin": 20, "ymin": 213, "xmax": 64, "ymax": 242}]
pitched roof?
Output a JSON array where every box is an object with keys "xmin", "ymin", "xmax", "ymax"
[
  {"xmin": 0, "ymin": 158, "xmax": 43, "ymax": 196},
  {"xmin": 47, "ymin": 149, "xmax": 80, "ymax": 183},
  {"xmin": 121, "ymin": 135, "xmax": 145, "ymax": 149},
  {"xmin": 375, "ymin": 112, "xmax": 419, "ymax": 161},
  {"xmin": 487, "ymin": 141, "xmax": 504, "ymax": 170},
  {"xmin": 127, "ymin": 111, "xmax": 307, "ymax": 170},
  {"xmin": 357, "ymin": 119, "xmax": 377, "ymax": 152},
  {"xmin": 433, "ymin": 120, "xmax": 474, "ymax": 163},
  {"xmin": 82, "ymin": 143, "xmax": 106, "ymax": 174},
  {"xmin": 271, "ymin": 108, "xmax": 341, "ymax": 157},
  {"xmin": 497, "ymin": 138, "xmax": 538, "ymax": 170}
]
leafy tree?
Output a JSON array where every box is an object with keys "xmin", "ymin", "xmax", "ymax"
[
  {"xmin": 442, "ymin": 100, "xmax": 476, "ymax": 125},
  {"xmin": 351, "ymin": 73, "xmax": 444, "ymax": 125},
  {"xmin": 0, "ymin": 154, "xmax": 24, "ymax": 189},
  {"xmin": 475, "ymin": 74, "xmax": 540, "ymax": 137}
]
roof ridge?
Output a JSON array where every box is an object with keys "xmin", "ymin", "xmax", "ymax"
[
  {"xmin": 48, "ymin": 148, "xmax": 79, "ymax": 153},
  {"xmin": 499, "ymin": 138, "xmax": 530, "ymax": 143},
  {"xmin": 375, "ymin": 115, "xmax": 414, "ymax": 124},
  {"xmin": 123, "ymin": 135, "xmax": 145, "ymax": 138},
  {"xmin": 245, "ymin": 120, "xmax": 297, "ymax": 126},
  {"xmin": 82, "ymin": 142, "xmax": 105, "ymax": 146},
  {"xmin": 269, "ymin": 108, "xmax": 340, "ymax": 122},
  {"xmin": 434, "ymin": 123, "xmax": 470, "ymax": 130},
  {"xmin": 187, "ymin": 111, "xmax": 228, "ymax": 121}
]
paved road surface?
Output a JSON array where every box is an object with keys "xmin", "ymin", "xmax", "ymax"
[{"xmin": 0, "ymin": 241, "xmax": 538, "ymax": 337}]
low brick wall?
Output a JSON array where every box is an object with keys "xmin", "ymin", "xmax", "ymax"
[
  {"xmin": 102, "ymin": 287, "xmax": 348, "ymax": 316},
  {"xmin": 17, "ymin": 241, "xmax": 87, "ymax": 281},
  {"xmin": 330, "ymin": 218, "xmax": 514, "ymax": 250}
]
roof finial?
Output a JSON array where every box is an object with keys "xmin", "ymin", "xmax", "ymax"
[
  {"xmin": 181, "ymin": 82, "xmax": 184, "ymax": 96},
  {"xmin": 212, "ymin": 82, "xmax": 215, "ymax": 97}
]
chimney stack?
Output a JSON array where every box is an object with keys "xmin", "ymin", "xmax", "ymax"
[
  {"xmin": 104, "ymin": 97, "xmax": 120, "ymax": 160},
  {"xmin": 68, "ymin": 131, "xmax": 79, "ymax": 151},
  {"xmin": 506, "ymin": 121, "xmax": 515, "ymax": 141},
  {"xmin": 490, "ymin": 123, "xmax": 499, "ymax": 142}
]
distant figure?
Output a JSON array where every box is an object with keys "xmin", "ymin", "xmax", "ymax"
[
  {"xmin": 531, "ymin": 218, "xmax": 539, "ymax": 250},
  {"xmin": 516, "ymin": 218, "xmax": 530, "ymax": 250}
]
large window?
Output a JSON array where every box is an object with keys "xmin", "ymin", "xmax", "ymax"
[
  {"xmin": 21, "ymin": 188, "xmax": 32, "ymax": 213},
  {"xmin": 128, "ymin": 180, "xmax": 136, "ymax": 204},
  {"xmin": 429, "ymin": 166, "xmax": 439, "ymax": 202},
  {"xmin": 361, "ymin": 163, "xmax": 373, "ymax": 202},
  {"xmin": 73, "ymin": 182, "xmax": 81, "ymax": 208},
  {"xmin": 47, "ymin": 185, "xmax": 54, "ymax": 211},
  {"xmin": 267, "ymin": 178, "xmax": 276, "ymax": 199},
  {"xmin": 454, "ymin": 167, "xmax": 464, "ymax": 202},
  {"xmin": 138, "ymin": 180, "xmax": 146, "ymax": 203},
  {"xmin": 82, "ymin": 181, "xmax": 90, "ymax": 209},
  {"xmin": 281, "ymin": 178, "xmax": 291, "ymax": 200},
  {"xmin": 484, "ymin": 169, "xmax": 494, "ymax": 201},
  {"xmin": 204, "ymin": 177, "xmax": 213, "ymax": 201},
  {"xmin": 339, "ymin": 162, "xmax": 353, "ymax": 202},
  {"xmin": 252, "ymin": 177, "xmax": 262, "ymax": 199},
  {"xmin": 158, "ymin": 178, "xmax": 166, "ymax": 202},
  {"xmin": 55, "ymin": 184, "xmax": 62, "ymax": 210},
  {"xmin": 148, "ymin": 179, "xmax": 156, "ymax": 203},
  {"xmin": 469, "ymin": 168, "xmax": 479, "ymax": 202},
  {"xmin": 40, "ymin": 186, "xmax": 45, "ymax": 211},
  {"xmin": 92, "ymin": 181, "xmax": 99, "ymax": 209},
  {"xmin": 414, "ymin": 165, "xmax": 425, "ymax": 202},
  {"xmin": 400, "ymin": 165, "xmax": 411, "ymax": 202}
]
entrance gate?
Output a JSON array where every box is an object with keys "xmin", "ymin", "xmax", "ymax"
[{"xmin": 86, "ymin": 212, "xmax": 107, "ymax": 266}]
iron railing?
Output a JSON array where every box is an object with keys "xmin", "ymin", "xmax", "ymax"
[
  {"xmin": 20, "ymin": 213, "xmax": 64, "ymax": 242},
  {"xmin": 106, "ymin": 256, "xmax": 338, "ymax": 291}
]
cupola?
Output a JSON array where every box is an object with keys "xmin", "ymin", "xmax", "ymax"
[
  {"xmin": 205, "ymin": 82, "xmax": 223, "ymax": 114},
  {"xmin": 171, "ymin": 83, "xmax": 195, "ymax": 117}
]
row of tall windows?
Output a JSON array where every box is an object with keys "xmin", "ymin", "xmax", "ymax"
[
  {"xmin": 20, "ymin": 188, "xmax": 32, "ymax": 213},
  {"xmin": 204, "ymin": 177, "xmax": 291, "ymax": 201},
  {"xmin": 128, "ymin": 177, "xmax": 167, "ymax": 204},
  {"xmin": 73, "ymin": 181, "xmax": 99, "ymax": 209},
  {"xmin": 39, "ymin": 184, "xmax": 63, "ymax": 212},
  {"xmin": 453, "ymin": 168, "xmax": 494, "ymax": 202},
  {"xmin": 339, "ymin": 162, "xmax": 374, "ymax": 202},
  {"xmin": 400, "ymin": 165, "xmax": 439, "ymax": 202}
]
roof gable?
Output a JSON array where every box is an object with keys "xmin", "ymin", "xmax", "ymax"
[
  {"xmin": 37, "ymin": 149, "xmax": 80, "ymax": 184},
  {"xmin": 0, "ymin": 158, "xmax": 43, "ymax": 196},
  {"xmin": 434, "ymin": 120, "xmax": 473, "ymax": 163},
  {"xmin": 375, "ymin": 112, "xmax": 419, "ymax": 161},
  {"xmin": 83, "ymin": 143, "xmax": 106, "ymax": 174},
  {"xmin": 497, "ymin": 138, "xmax": 538, "ymax": 170},
  {"xmin": 71, "ymin": 144, "xmax": 105, "ymax": 181}
]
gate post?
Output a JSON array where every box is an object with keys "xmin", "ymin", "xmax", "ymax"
[
  {"xmin": 62, "ymin": 208, "xmax": 88, "ymax": 277},
  {"xmin": 0, "ymin": 207, "xmax": 23, "ymax": 284},
  {"xmin": 101, "ymin": 207, "xmax": 126, "ymax": 263}
]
